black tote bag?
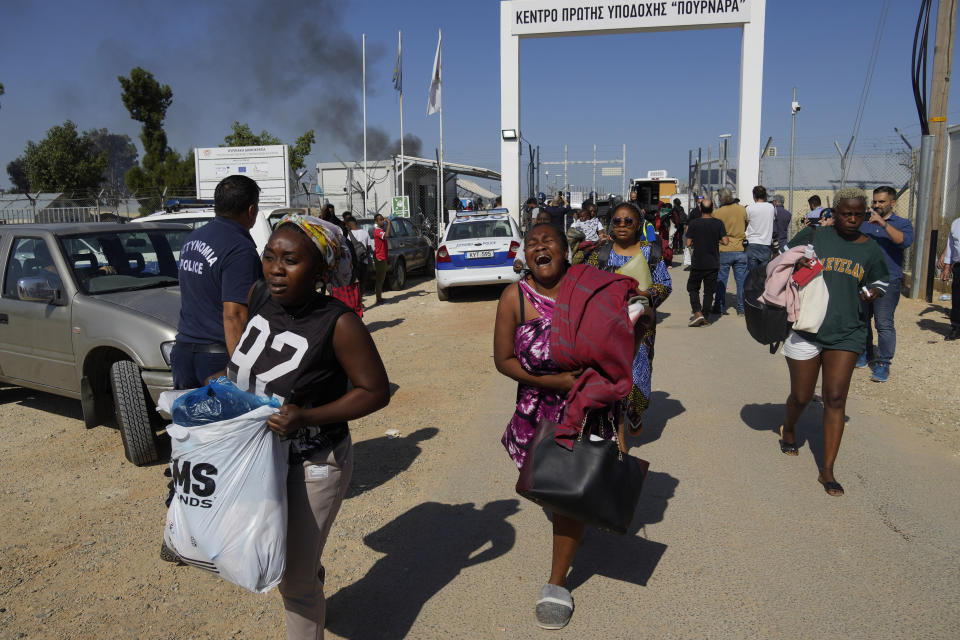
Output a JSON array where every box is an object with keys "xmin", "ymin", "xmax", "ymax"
[{"xmin": 516, "ymin": 416, "xmax": 649, "ymax": 534}]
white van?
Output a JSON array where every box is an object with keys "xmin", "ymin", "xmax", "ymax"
[{"xmin": 130, "ymin": 207, "xmax": 275, "ymax": 255}]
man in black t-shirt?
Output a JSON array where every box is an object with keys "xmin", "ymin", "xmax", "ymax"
[{"xmin": 684, "ymin": 200, "xmax": 728, "ymax": 326}]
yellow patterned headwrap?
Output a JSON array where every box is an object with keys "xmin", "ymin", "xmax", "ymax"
[{"xmin": 276, "ymin": 214, "xmax": 353, "ymax": 288}]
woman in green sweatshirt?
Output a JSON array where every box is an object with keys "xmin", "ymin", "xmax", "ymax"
[{"xmin": 779, "ymin": 188, "xmax": 890, "ymax": 497}]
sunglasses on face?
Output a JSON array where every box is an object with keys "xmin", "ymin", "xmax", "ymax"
[{"xmin": 611, "ymin": 217, "xmax": 635, "ymax": 227}]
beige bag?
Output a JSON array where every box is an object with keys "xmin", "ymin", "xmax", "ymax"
[
  {"xmin": 616, "ymin": 251, "xmax": 653, "ymax": 294},
  {"xmin": 793, "ymin": 275, "xmax": 829, "ymax": 333}
]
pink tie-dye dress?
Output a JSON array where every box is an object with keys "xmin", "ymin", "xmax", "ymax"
[{"xmin": 501, "ymin": 280, "xmax": 566, "ymax": 469}]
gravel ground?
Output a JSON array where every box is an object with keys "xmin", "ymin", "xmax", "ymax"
[
  {"xmin": 0, "ymin": 273, "xmax": 957, "ymax": 639},
  {"xmin": 846, "ymin": 295, "xmax": 960, "ymax": 454},
  {"xmin": 0, "ymin": 274, "xmax": 498, "ymax": 640}
]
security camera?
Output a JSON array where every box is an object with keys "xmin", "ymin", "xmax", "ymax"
[{"xmin": 791, "ymin": 101, "xmax": 802, "ymax": 114}]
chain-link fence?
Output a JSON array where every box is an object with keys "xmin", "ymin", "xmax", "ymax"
[
  {"xmin": 757, "ymin": 151, "xmax": 918, "ymax": 234},
  {"xmin": 0, "ymin": 189, "xmax": 207, "ymax": 224},
  {"xmin": 690, "ymin": 147, "xmax": 932, "ymax": 270}
]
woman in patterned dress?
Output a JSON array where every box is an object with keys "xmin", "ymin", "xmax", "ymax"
[
  {"xmin": 493, "ymin": 223, "xmax": 593, "ymax": 630},
  {"xmin": 586, "ymin": 202, "xmax": 672, "ymax": 433}
]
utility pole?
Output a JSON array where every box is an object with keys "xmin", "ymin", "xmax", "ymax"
[
  {"xmin": 790, "ymin": 87, "xmax": 800, "ymax": 213},
  {"xmin": 593, "ymin": 144, "xmax": 597, "ymax": 198},
  {"xmin": 563, "ymin": 145, "xmax": 568, "ymax": 192},
  {"xmin": 918, "ymin": 0, "xmax": 958, "ymax": 300},
  {"xmin": 621, "ymin": 143, "xmax": 627, "ymax": 199}
]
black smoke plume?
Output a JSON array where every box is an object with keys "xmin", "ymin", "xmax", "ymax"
[{"xmin": 205, "ymin": 0, "xmax": 413, "ymax": 159}]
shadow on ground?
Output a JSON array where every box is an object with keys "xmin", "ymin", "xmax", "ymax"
[
  {"xmin": 0, "ymin": 386, "xmax": 84, "ymax": 421},
  {"xmin": 918, "ymin": 317, "xmax": 952, "ymax": 338},
  {"xmin": 629, "ymin": 390, "xmax": 685, "ymax": 447},
  {"xmin": 366, "ymin": 317, "xmax": 404, "ymax": 333},
  {"xmin": 346, "ymin": 427, "xmax": 437, "ymax": 499},
  {"xmin": 325, "ymin": 499, "xmax": 519, "ymax": 639},
  {"xmin": 445, "ymin": 284, "xmax": 510, "ymax": 303},
  {"xmin": 382, "ymin": 289, "xmax": 431, "ymax": 305},
  {"xmin": 564, "ymin": 470, "xmax": 677, "ymax": 591},
  {"xmin": 739, "ymin": 402, "xmax": 847, "ymax": 469}
]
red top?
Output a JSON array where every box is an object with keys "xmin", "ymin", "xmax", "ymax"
[
  {"xmin": 550, "ymin": 265, "xmax": 638, "ymax": 449},
  {"xmin": 374, "ymin": 226, "xmax": 388, "ymax": 261}
]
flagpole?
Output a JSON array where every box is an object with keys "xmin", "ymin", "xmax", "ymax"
[
  {"xmin": 362, "ymin": 33, "xmax": 368, "ymax": 214},
  {"xmin": 399, "ymin": 30, "xmax": 405, "ymax": 202},
  {"xmin": 438, "ymin": 28, "xmax": 444, "ymax": 226}
]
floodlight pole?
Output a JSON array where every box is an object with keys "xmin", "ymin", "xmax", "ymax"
[
  {"xmin": 789, "ymin": 87, "xmax": 798, "ymax": 212},
  {"xmin": 834, "ymin": 136, "xmax": 854, "ymax": 190}
]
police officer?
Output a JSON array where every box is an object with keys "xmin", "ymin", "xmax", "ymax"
[
  {"xmin": 170, "ymin": 174, "xmax": 263, "ymax": 388},
  {"xmin": 161, "ymin": 174, "xmax": 263, "ymax": 563}
]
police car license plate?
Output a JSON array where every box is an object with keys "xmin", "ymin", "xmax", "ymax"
[{"xmin": 466, "ymin": 250, "xmax": 494, "ymax": 259}]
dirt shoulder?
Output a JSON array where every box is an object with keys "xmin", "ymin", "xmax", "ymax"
[
  {"xmin": 847, "ymin": 295, "xmax": 960, "ymax": 453},
  {"xmin": 0, "ymin": 273, "xmax": 957, "ymax": 639},
  {"xmin": 0, "ymin": 275, "xmax": 502, "ymax": 640}
]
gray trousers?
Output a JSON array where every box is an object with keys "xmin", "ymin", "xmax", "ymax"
[{"xmin": 279, "ymin": 435, "xmax": 353, "ymax": 640}]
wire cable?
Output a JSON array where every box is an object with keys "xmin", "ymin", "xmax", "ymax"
[
  {"xmin": 849, "ymin": 0, "xmax": 891, "ymax": 157},
  {"xmin": 912, "ymin": 0, "xmax": 933, "ymax": 134}
]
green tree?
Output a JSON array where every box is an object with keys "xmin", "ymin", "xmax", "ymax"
[
  {"xmin": 118, "ymin": 67, "xmax": 194, "ymax": 213},
  {"xmin": 85, "ymin": 128, "xmax": 139, "ymax": 197},
  {"xmin": 19, "ymin": 121, "xmax": 107, "ymax": 194},
  {"xmin": 289, "ymin": 130, "xmax": 316, "ymax": 174},
  {"xmin": 0, "ymin": 82, "xmax": 5, "ymax": 109},
  {"xmin": 222, "ymin": 121, "xmax": 315, "ymax": 174}
]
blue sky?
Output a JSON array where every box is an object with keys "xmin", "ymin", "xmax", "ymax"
[{"xmin": 1, "ymin": 0, "xmax": 958, "ymax": 194}]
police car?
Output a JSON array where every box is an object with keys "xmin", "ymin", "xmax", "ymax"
[{"xmin": 435, "ymin": 209, "xmax": 522, "ymax": 300}]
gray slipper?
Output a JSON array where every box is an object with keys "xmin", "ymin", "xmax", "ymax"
[{"xmin": 535, "ymin": 583, "xmax": 574, "ymax": 630}]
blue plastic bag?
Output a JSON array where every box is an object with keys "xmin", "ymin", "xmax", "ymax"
[{"xmin": 172, "ymin": 376, "xmax": 280, "ymax": 427}]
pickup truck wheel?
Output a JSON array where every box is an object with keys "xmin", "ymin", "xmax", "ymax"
[
  {"xmin": 110, "ymin": 359, "xmax": 160, "ymax": 466},
  {"xmin": 437, "ymin": 282, "xmax": 449, "ymax": 301},
  {"xmin": 390, "ymin": 258, "xmax": 406, "ymax": 290}
]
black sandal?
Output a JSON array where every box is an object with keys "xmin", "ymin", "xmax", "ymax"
[
  {"xmin": 778, "ymin": 426, "xmax": 799, "ymax": 456},
  {"xmin": 818, "ymin": 477, "xmax": 845, "ymax": 496}
]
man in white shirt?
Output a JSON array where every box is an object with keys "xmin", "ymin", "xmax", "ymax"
[
  {"xmin": 937, "ymin": 216, "xmax": 960, "ymax": 340},
  {"xmin": 745, "ymin": 185, "xmax": 776, "ymax": 271}
]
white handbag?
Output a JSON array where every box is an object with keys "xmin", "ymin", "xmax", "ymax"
[{"xmin": 793, "ymin": 275, "xmax": 829, "ymax": 333}]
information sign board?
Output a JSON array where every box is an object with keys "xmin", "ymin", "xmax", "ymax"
[
  {"xmin": 392, "ymin": 195, "xmax": 410, "ymax": 218},
  {"xmin": 510, "ymin": 0, "xmax": 753, "ymax": 36},
  {"xmin": 194, "ymin": 145, "xmax": 290, "ymax": 206}
]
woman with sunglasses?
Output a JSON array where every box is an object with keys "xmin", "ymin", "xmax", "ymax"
[
  {"xmin": 586, "ymin": 202, "xmax": 672, "ymax": 432},
  {"xmin": 778, "ymin": 189, "xmax": 889, "ymax": 496}
]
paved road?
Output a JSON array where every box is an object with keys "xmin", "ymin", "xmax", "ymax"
[{"xmin": 330, "ymin": 270, "xmax": 960, "ymax": 639}]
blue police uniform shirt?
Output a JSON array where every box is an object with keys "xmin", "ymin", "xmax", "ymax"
[
  {"xmin": 858, "ymin": 213, "xmax": 914, "ymax": 281},
  {"xmin": 176, "ymin": 216, "xmax": 261, "ymax": 344}
]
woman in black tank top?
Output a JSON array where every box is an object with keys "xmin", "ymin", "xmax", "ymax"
[{"xmin": 228, "ymin": 215, "xmax": 389, "ymax": 638}]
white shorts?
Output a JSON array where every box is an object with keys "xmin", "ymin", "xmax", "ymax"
[{"xmin": 781, "ymin": 330, "xmax": 822, "ymax": 360}]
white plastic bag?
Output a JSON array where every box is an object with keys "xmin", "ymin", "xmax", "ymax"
[
  {"xmin": 682, "ymin": 246, "xmax": 692, "ymax": 267},
  {"xmin": 794, "ymin": 275, "xmax": 830, "ymax": 333},
  {"xmin": 157, "ymin": 391, "xmax": 288, "ymax": 593}
]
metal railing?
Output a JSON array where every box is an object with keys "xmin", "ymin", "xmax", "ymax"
[{"xmin": 0, "ymin": 207, "xmax": 103, "ymax": 225}]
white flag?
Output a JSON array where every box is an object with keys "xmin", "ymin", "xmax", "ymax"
[{"xmin": 427, "ymin": 31, "xmax": 441, "ymax": 116}]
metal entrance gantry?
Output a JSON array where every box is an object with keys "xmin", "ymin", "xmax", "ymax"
[{"xmin": 500, "ymin": 0, "xmax": 767, "ymax": 220}]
